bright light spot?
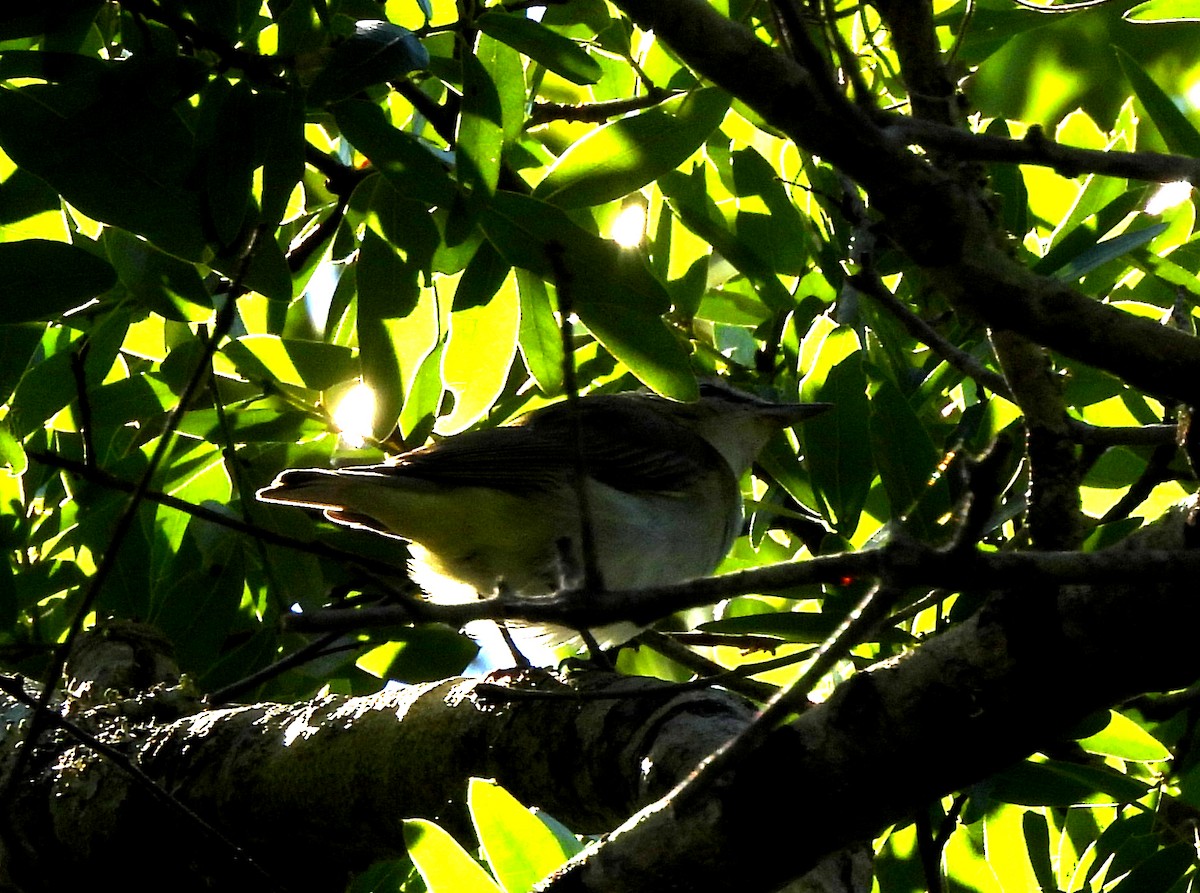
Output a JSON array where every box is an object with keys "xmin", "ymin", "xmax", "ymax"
[
  {"xmin": 332, "ymin": 382, "xmax": 376, "ymax": 448},
  {"xmin": 610, "ymin": 202, "xmax": 647, "ymax": 248},
  {"xmin": 1145, "ymin": 180, "xmax": 1193, "ymax": 215}
]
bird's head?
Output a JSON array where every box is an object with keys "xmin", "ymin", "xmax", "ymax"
[{"xmin": 637, "ymin": 381, "xmax": 830, "ymax": 477}]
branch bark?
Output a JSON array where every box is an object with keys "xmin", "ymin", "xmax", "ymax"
[{"xmin": 0, "ymin": 669, "xmax": 752, "ymax": 890}]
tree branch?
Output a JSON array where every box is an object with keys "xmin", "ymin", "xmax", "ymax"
[
  {"xmin": 283, "ymin": 532, "xmax": 1200, "ymax": 634},
  {"xmin": 885, "ymin": 116, "xmax": 1200, "ymax": 183}
]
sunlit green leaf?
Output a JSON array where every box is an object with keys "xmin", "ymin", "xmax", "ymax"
[
  {"xmin": 800, "ymin": 328, "xmax": 872, "ymax": 536},
  {"xmin": 1124, "ymin": 0, "xmax": 1200, "ymax": 22},
  {"xmin": 659, "ymin": 167, "xmax": 793, "ymax": 310},
  {"xmin": 1078, "ymin": 710, "xmax": 1171, "ymax": 762},
  {"xmin": 469, "ymin": 779, "xmax": 579, "ymax": 893},
  {"xmin": 221, "ymin": 335, "xmax": 358, "ymax": 390},
  {"xmin": 515, "ymin": 269, "xmax": 564, "ymax": 395},
  {"xmin": 458, "ymin": 51, "xmax": 504, "ymax": 200},
  {"xmin": 1115, "ymin": 47, "xmax": 1200, "ymax": 157},
  {"xmin": 439, "ymin": 258, "xmax": 520, "ymax": 434},
  {"xmin": 536, "ymin": 88, "xmax": 730, "ymax": 208},
  {"xmin": 475, "ymin": 11, "xmax": 602, "ymax": 85},
  {"xmin": 479, "ymin": 192, "xmax": 695, "ymax": 400},
  {"xmin": 1053, "ymin": 223, "xmax": 1167, "ymax": 281},
  {"xmin": 404, "ymin": 818, "xmax": 504, "ymax": 893}
]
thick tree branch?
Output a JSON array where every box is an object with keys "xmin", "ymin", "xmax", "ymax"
[
  {"xmin": 992, "ymin": 329, "xmax": 1083, "ymax": 549},
  {"xmin": 0, "ymin": 669, "xmax": 752, "ymax": 889}
]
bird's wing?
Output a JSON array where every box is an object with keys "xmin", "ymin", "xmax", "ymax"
[
  {"xmin": 368, "ymin": 397, "xmax": 725, "ymax": 496},
  {"xmin": 522, "ymin": 397, "xmax": 728, "ymax": 494},
  {"xmin": 385, "ymin": 425, "xmax": 572, "ymax": 492}
]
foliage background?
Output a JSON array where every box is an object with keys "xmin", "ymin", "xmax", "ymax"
[{"xmin": 3, "ymin": 0, "xmax": 1200, "ymax": 890}]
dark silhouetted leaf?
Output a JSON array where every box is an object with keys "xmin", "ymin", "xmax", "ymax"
[
  {"xmin": 308, "ymin": 20, "xmax": 429, "ymax": 105},
  {"xmin": 0, "ymin": 240, "xmax": 116, "ymax": 323}
]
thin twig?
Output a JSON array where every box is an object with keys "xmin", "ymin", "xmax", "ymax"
[
  {"xmin": 526, "ymin": 89, "xmax": 677, "ymax": 127},
  {"xmin": 850, "ymin": 270, "xmax": 1013, "ymax": 398},
  {"xmin": 671, "ymin": 581, "xmax": 907, "ymax": 810}
]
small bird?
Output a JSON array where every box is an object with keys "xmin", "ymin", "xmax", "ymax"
[{"xmin": 258, "ymin": 382, "xmax": 829, "ymax": 647}]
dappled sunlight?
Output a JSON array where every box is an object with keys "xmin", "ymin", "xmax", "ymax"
[{"xmin": 332, "ymin": 382, "xmax": 376, "ymax": 448}]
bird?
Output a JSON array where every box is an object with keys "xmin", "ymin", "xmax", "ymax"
[{"xmin": 257, "ymin": 382, "xmax": 829, "ymax": 649}]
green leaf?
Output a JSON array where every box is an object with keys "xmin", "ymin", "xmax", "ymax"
[
  {"xmin": 535, "ymin": 88, "xmax": 730, "ymax": 208},
  {"xmin": 255, "ymin": 87, "xmax": 306, "ymax": 226},
  {"xmin": 869, "ymin": 380, "xmax": 946, "ymax": 536},
  {"xmin": 1053, "ymin": 223, "xmax": 1167, "ymax": 282},
  {"xmin": 0, "ymin": 61, "xmax": 210, "ymax": 260},
  {"xmin": 307, "ymin": 20, "xmax": 429, "ymax": 105},
  {"xmin": 105, "ymin": 229, "xmax": 211, "ymax": 323},
  {"xmin": 1115, "ymin": 46, "xmax": 1200, "ymax": 157},
  {"xmin": 195, "ymin": 78, "xmax": 256, "ymax": 246},
  {"xmin": 1077, "ymin": 710, "xmax": 1171, "ymax": 762},
  {"xmin": 700, "ymin": 610, "xmax": 914, "ymax": 643},
  {"xmin": 86, "ymin": 374, "xmax": 174, "ymax": 428},
  {"xmin": 0, "ymin": 419, "xmax": 27, "ymax": 476},
  {"xmin": 1032, "ymin": 189, "xmax": 1143, "ymax": 276},
  {"xmin": 335, "ymin": 102, "xmax": 456, "ymax": 207},
  {"xmin": 1109, "ymin": 845, "xmax": 1194, "ymax": 893},
  {"xmin": 220, "ymin": 335, "xmax": 358, "ymax": 390},
  {"xmin": 215, "ymin": 227, "xmax": 296, "ymax": 301},
  {"xmin": 175, "ymin": 407, "xmax": 325, "ymax": 444},
  {"xmin": 985, "ymin": 118, "xmax": 1029, "ymax": 236},
  {"xmin": 357, "ymin": 228, "xmax": 433, "ymax": 437},
  {"xmin": 403, "ymin": 818, "xmax": 504, "ymax": 893},
  {"xmin": 8, "ymin": 345, "xmax": 77, "ymax": 437},
  {"xmin": 1021, "ymin": 811, "xmax": 1058, "ymax": 893},
  {"xmin": 1124, "ymin": 0, "xmax": 1200, "ymax": 22},
  {"xmin": 984, "ymin": 758, "xmax": 1149, "ymax": 807},
  {"xmin": 356, "ymin": 626, "xmax": 478, "ymax": 681},
  {"xmin": 800, "ymin": 328, "xmax": 873, "ymax": 536},
  {"xmin": 659, "ymin": 167, "xmax": 793, "ymax": 310},
  {"xmin": 475, "ymin": 11, "xmax": 602, "ymax": 85},
  {"xmin": 479, "ymin": 192, "xmax": 696, "ymax": 400},
  {"xmin": 469, "ymin": 779, "xmax": 578, "ymax": 893},
  {"xmin": 516, "ymin": 268, "xmax": 564, "ymax": 395},
  {"xmin": 477, "ymin": 30, "xmax": 526, "ymax": 146},
  {"xmin": 730, "ymin": 146, "xmax": 810, "ymax": 275},
  {"xmin": 0, "ymin": 240, "xmax": 116, "ymax": 323},
  {"xmin": 458, "ymin": 50, "xmax": 504, "ymax": 200},
  {"xmin": 439, "ymin": 257, "xmax": 520, "ymax": 435},
  {"xmin": 983, "ymin": 805, "xmax": 1041, "ymax": 892}
]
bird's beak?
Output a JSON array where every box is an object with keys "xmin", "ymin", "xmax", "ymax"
[{"xmin": 766, "ymin": 402, "xmax": 833, "ymax": 426}]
